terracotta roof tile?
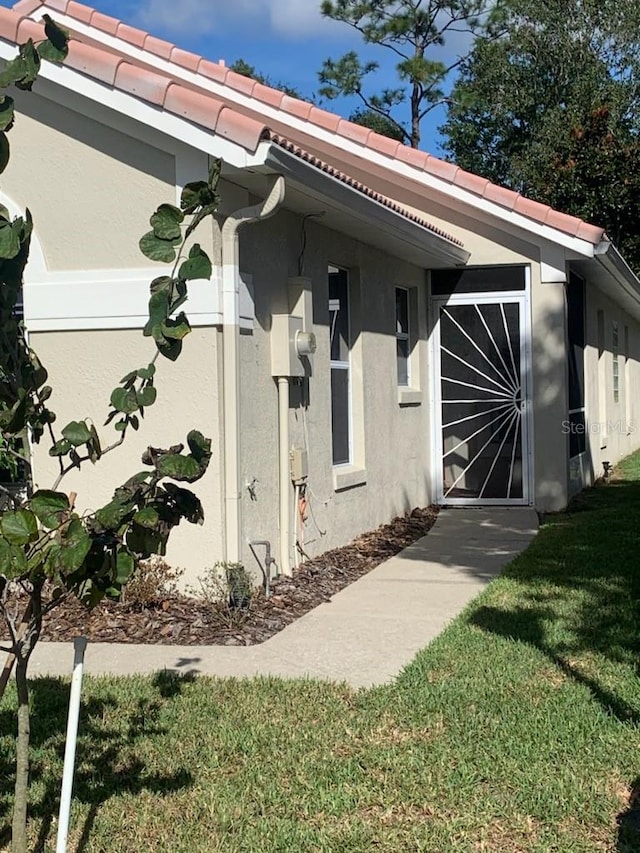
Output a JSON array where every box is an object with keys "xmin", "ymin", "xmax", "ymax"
[
  {"xmin": 0, "ymin": 5, "xmax": 21, "ymax": 41},
  {"xmin": 170, "ymin": 47, "xmax": 200, "ymax": 73},
  {"xmin": 65, "ymin": 0, "xmax": 91, "ymax": 24},
  {"xmin": 115, "ymin": 62, "xmax": 169, "ymax": 106},
  {"xmin": 454, "ymin": 171, "xmax": 490, "ymax": 195},
  {"xmin": 68, "ymin": 40, "xmax": 124, "ymax": 86},
  {"xmin": 483, "ymin": 183, "xmax": 520, "ymax": 211},
  {"xmin": 197, "ymin": 58, "xmax": 228, "ymax": 85},
  {"xmin": 11, "ymin": 0, "xmax": 43, "ymax": 13},
  {"xmin": 6, "ymin": 0, "xmax": 610, "ymax": 247},
  {"xmin": 142, "ymin": 33, "xmax": 174, "ymax": 61},
  {"xmin": 514, "ymin": 196, "xmax": 552, "ymax": 222},
  {"xmin": 89, "ymin": 9, "xmax": 118, "ymax": 35},
  {"xmin": 164, "ymin": 83, "xmax": 224, "ymax": 132},
  {"xmin": 337, "ymin": 119, "xmax": 371, "ymax": 146},
  {"xmin": 308, "ymin": 106, "xmax": 341, "ymax": 133},
  {"xmin": 226, "ymin": 73, "xmax": 256, "ymax": 98},
  {"xmin": 114, "ymin": 21, "xmax": 146, "ymax": 49},
  {"xmin": 216, "ymin": 106, "xmax": 266, "ymax": 150},
  {"xmin": 281, "ymin": 95, "xmax": 311, "ymax": 121},
  {"xmin": 269, "ymin": 134, "xmax": 464, "ymax": 248},
  {"xmin": 16, "ymin": 15, "xmax": 45, "ymax": 43}
]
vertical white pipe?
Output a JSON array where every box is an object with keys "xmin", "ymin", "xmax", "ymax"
[
  {"xmin": 278, "ymin": 376, "xmax": 291, "ymax": 577},
  {"xmin": 220, "ymin": 176, "xmax": 285, "ymax": 565},
  {"xmin": 56, "ymin": 637, "xmax": 88, "ymax": 853}
]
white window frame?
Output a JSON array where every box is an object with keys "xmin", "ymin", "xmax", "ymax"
[
  {"xmin": 329, "ymin": 265, "xmax": 352, "ymax": 467},
  {"xmin": 395, "ymin": 286, "xmax": 411, "ymax": 388}
]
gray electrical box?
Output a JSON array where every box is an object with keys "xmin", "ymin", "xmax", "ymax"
[{"xmin": 289, "ymin": 447, "xmax": 308, "ymax": 483}]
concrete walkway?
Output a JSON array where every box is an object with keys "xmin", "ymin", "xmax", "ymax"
[{"xmin": 29, "ymin": 507, "xmax": 538, "ymax": 688}]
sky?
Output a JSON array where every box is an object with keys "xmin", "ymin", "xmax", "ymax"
[{"xmin": 0, "ymin": 0, "xmax": 477, "ymax": 153}]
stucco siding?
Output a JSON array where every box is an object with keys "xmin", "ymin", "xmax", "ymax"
[
  {"xmin": 237, "ymin": 210, "xmax": 431, "ymax": 577},
  {"xmin": 577, "ymin": 283, "xmax": 640, "ymax": 492},
  {"xmin": 4, "ymin": 90, "xmax": 175, "ymax": 271},
  {"xmin": 29, "ymin": 328, "xmax": 223, "ymax": 584}
]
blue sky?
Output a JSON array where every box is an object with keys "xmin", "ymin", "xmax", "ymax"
[{"xmin": 0, "ymin": 0, "xmax": 473, "ymax": 153}]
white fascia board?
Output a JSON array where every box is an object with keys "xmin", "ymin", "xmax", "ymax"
[
  {"xmin": 262, "ymin": 144, "xmax": 469, "ymax": 266},
  {"xmin": 0, "ymin": 40, "xmax": 254, "ymax": 170},
  {"xmin": 595, "ymin": 244, "xmax": 640, "ymax": 309},
  {"xmin": 40, "ymin": 9, "xmax": 601, "ymax": 259},
  {"xmin": 24, "ymin": 267, "xmax": 222, "ymax": 332}
]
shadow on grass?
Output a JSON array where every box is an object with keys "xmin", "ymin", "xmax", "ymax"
[
  {"xmin": 0, "ymin": 670, "xmax": 195, "ymax": 851},
  {"xmin": 468, "ymin": 477, "xmax": 640, "ymax": 724},
  {"xmin": 617, "ymin": 776, "xmax": 640, "ymax": 852}
]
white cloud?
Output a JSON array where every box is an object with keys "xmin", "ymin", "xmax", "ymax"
[{"xmin": 135, "ymin": 0, "xmax": 338, "ymax": 39}]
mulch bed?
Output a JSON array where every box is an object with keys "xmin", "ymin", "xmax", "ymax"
[{"xmin": 10, "ymin": 506, "xmax": 438, "ymax": 647}]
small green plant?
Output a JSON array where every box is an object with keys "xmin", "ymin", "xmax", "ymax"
[
  {"xmin": 188, "ymin": 562, "xmax": 254, "ymax": 629},
  {"xmin": 122, "ymin": 555, "xmax": 184, "ymax": 609}
]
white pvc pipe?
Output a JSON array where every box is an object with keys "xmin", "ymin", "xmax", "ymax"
[
  {"xmin": 56, "ymin": 637, "xmax": 88, "ymax": 853},
  {"xmin": 220, "ymin": 176, "xmax": 286, "ymax": 565},
  {"xmin": 278, "ymin": 376, "xmax": 292, "ymax": 577}
]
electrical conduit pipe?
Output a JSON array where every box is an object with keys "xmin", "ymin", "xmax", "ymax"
[{"xmin": 220, "ymin": 176, "xmax": 286, "ymax": 566}]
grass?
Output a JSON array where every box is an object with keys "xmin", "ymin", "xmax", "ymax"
[{"xmin": 2, "ymin": 455, "xmax": 640, "ymax": 852}]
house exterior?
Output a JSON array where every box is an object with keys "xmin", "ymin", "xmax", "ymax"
[{"xmin": 1, "ymin": 0, "xmax": 639, "ymax": 584}]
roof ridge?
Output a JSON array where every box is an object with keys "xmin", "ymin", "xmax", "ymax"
[{"xmin": 9, "ymin": 0, "xmax": 609, "ymax": 246}]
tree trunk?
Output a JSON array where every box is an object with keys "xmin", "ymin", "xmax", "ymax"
[{"xmin": 12, "ymin": 657, "xmax": 30, "ymax": 853}]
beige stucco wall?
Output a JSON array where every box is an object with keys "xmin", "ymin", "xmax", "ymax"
[
  {"xmin": 574, "ymin": 282, "xmax": 640, "ymax": 492},
  {"xmin": 29, "ymin": 328, "xmax": 223, "ymax": 584},
  {"xmin": 4, "ymin": 89, "xmax": 175, "ymax": 271},
  {"xmin": 236, "ymin": 208, "xmax": 432, "ymax": 577}
]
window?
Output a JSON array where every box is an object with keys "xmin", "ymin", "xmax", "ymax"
[
  {"xmin": 329, "ymin": 266, "xmax": 351, "ymax": 465},
  {"xmin": 567, "ymin": 273, "xmax": 586, "ymax": 458},
  {"xmin": 395, "ymin": 287, "xmax": 410, "ymax": 386},
  {"xmin": 612, "ymin": 320, "xmax": 620, "ymax": 404}
]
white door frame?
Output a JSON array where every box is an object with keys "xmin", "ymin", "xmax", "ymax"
[{"xmin": 430, "ymin": 283, "xmax": 534, "ymax": 506}]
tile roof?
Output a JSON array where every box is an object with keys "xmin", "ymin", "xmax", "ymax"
[
  {"xmin": 6, "ymin": 0, "xmax": 608, "ymax": 246},
  {"xmin": 269, "ymin": 135, "xmax": 465, "ymax": 247}
]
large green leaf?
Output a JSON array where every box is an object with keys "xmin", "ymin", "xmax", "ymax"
[
  {"xmin": 157, "ymin": 453, "xmax": 201, "ymax": 482},
  {"xmin": 110, "ymin": 387, "xmax": 139, "ymax": 415},
  {"xmin": 0, "ymin": 536, "xmax": 27, "ymax": 578},
  {"xmin": 187, "ymin": 430, "xmax": 212, "ymax": 464},
  {"xmin": 144, "ymin": 289, "xmax": 170, "ymax": 337},
  {"xmin": 0, "ymin": 96, "xmax": 14, "ymax": 132},
  {"xmin": 137, "ymin": 364, "xmax": 156, "ymax": 381},
  {"xmin": 137, "ymin": 386, "xmax": 157, "ymax": 408},
  {"xmin": 150, "ymin": 203, "xmax": 184, "ymax": 240},
  {"xmin": 161, "ymin": 314, "xmax": 191, "ymax": 341},
  {"xmin": 57, "ymin": 518, "xmax": 91, "ymax": 573},
  {"xmin": 179, "ymin": 243, "xmax": 212, "ymax": 281},
  {"xmin": 30, "ymin": 490, "xmax": 69, "ymax": 529},
  {"xmin": 1, "ymin": 508, "xmax": 38, "ymax": 546},
  {"xmin": 164, "ymin": 483, "xmax": 205, "ymax": 525},
  {"xmin": 0, "ymin": 133, "xmax": 9, "ymax": 176},
  {"xmin": 133, "ymin": 507, "xmax": 159, "ymax": 529},
  {"xmin": 14, "ymin": 40, "xmax": 41, "ymax": 91},
  {"xmin": 38, "ymin": 15, "xmax": 70, "ymax": 64},
  {"xmin": 139, "ymin": 231, "xmax": 179, "ymax": 264},
  {"xmin": 115, "ymin": 549, "xmax": 135, "ymax": 585},
  {"xmin": 62, "ymin": 420, "xmax": 92, "ymax": 446},
  {"xmin": 0, "ymin": 220, "xmax": 21, "ymax": 259},
  {"xmin": 95, "ymin": 497, "xmax": 135, "ymax": 531},
  {"xmin": 180, "ymin": 180, "xmax": 213, "ymax": 214},
  {"xmin": 154, "ymin": 335, "xmax": 183, "ymax": 362}
]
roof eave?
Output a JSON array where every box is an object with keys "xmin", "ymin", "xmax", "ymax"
[{"xmin": 260, "ymin": 144, "xmax": 470, "ymax": 269}]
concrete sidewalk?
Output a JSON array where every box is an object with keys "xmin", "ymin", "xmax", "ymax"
[{"xmin": 29, "ymin": 507, "xmax": 538, "ymax": 688}]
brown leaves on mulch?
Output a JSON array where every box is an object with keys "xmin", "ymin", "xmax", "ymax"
[{"xmin": 17, "ymin": 506, "xmax": 438, "ymax": 648}]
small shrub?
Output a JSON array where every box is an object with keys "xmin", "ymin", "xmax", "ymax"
[
  {"xmin": 187, "ymin": 562, "xmax": 254, "ymax": 629},
  {"xmin": 122, "ymin": 556, "xmax": 184, "ymax": 609}
]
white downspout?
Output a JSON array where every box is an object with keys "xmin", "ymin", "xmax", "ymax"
[
  {"xmin": 277, "ymin": 376, "xmax": 291, "ymax": 577},
  {"xmin": 221, "ymin": 176, "xmax": 286, "ymax": 565}
]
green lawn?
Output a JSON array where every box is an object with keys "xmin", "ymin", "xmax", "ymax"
[{"xmin": 2, "ymin": 455, "xmax": 640, "ymax": 852}]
